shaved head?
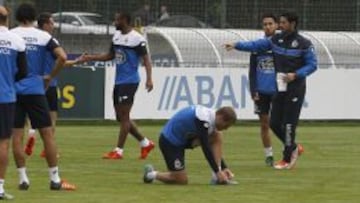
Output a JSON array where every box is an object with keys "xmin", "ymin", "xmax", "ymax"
[{"xmin": 0, "ymin": 6, "xmax": 9, "ymax": 25}]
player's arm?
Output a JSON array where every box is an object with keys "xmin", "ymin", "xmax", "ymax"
[
  {"xmin": 210, "ymin": 131, "xmax": 234, "ymax": 179},
  {"xmin": 46, "ymin": 38, "xmax": 67, "ymax": 80},
  {"xmin": 225, "ymin": 38, "xmax": 271, "ymax": 53},
  {"xmin": 78, "ymin": 43, "xmax": 115, "ymax": 62},
  {"xmin": 249, "ymin": 53, "xmax": 258, "ymax": 100},
  {"xmin": 296, "ymin": 45, "xmax": 318, "ymax": 78},
  {"xmin": 136, "ymin": 41, "xmax": 153, "ymax": 92},
  {"xmin": 195, "ymin": 119, "xmax": 228, "ymax": 183},
  {"xmin": 62, "ymin": 53, "xmax": 86, "ymax": 68},
  {"xmin": 286, "ymin": 44, "xmax": 317, "ymax": 82},
  {"xmin": 15, "ymin": 51, "xmax": 28, "ymax": 81},
  {"xmin": 210, "ymin": 131, "xmax": 223, "ymax": 167}
]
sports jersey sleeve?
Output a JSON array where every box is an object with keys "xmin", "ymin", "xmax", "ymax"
[
  {"xmin": 15, "ymin": 51, "xmax": 28, "ymax": 81},
  {"xmin": 134, "ymin": 41, "xmax": 148, "ymax": 57},
  {"xmin": 235, "ymin": 38, "xmax": 272, "ymax": 53},
  {"xmin": 195, "ymin": 118, "xmax": 220, "ymax": 173},
  {"xmin": 15, "ymin": 36, "xmax": 27, "ymax": 81},
  {"xmin": 46, "ymin": 38, "xmax": 60, "ymax": 52},
  {"xmin": 249, "ymin": 53, "xmax": 257, "ymax": 96},
  {"xmin": 221, "ymin": 159, "xmax": 228, "ymax": 169},
  {"xmin": 296, "ymin": 45, "xmax": 317, "ymax": 78}
]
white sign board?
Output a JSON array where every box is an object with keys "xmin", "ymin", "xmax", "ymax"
[{"xmin": 104, "ymin": 68, "xmax": 360, "ymax": 120}]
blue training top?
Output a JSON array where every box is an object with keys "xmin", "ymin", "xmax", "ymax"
[
  {"xmin": 11, "ymin": 27, "xmax": 59, "ymax": 95},
  {"xmin": 0, "ymin": 26, "xmax": 26, "ymax": 103},
  {"xmin": 162, "ymin": 105, "xmax": 216, "ymax": 147},
  {"xmin": 111, "ymin": 30, "xmax": 147, "ymax": 85},
  {"xmin": 249, "ymin": 36, "xmax": 276, "ymax": 95}
]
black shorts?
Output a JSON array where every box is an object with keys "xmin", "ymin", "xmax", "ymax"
[
  {"xmin": 46, "ymin": 86, "xmax": 58, "ymax": 111},
  {"xmin": 254, "ymin": 93, "xmax": 273, "ymax": 115},
  {"xmin": 159, "ymin": 135, "xmax": 185, "ymax": 171},
  {"xmin": 0, "ymin": 103, "xmax": 15, "ymax": 139},
  {"xmin": 14, "ymin": 95, "xmax": 52, "ymax": 129},
  {"xmin": 113, "ymin": 83, "xmax": 139, "ymax": 106}
]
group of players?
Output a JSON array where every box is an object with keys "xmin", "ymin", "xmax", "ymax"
[
  {"xmin": 0, "ymin": 2, "xmax": 317, "ymax": 200},
  {"xmin": 143, "ymin": 11, "xmax": 317, "ymax": 185}
]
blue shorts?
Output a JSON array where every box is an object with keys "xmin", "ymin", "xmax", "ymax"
[
  {"xmin": 159, "ymin": 135, "xmax": 185, "ymax": 171},
  {"xmin": 0, "ymin": 103, "xmax": 15, "ymax": 139}
]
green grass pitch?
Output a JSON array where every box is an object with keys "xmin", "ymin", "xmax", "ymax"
[{"xmin": 4, "ymin": 124, "xmax": 360, "ymax": 203}]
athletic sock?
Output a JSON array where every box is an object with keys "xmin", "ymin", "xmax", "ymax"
[
  {"xmin": 0, "ymin": 179, "xmax": 4, "ymax": 194},
  {"xmin": 264, "ymin": 147, "xmax": 273, "ymax": 157},
  {"xmin": 146, "ymin": 171, "xmax": 157, "ymax": 180},
  {"xmin": 114, "ymin": 147, "xmax": 123, "ymax": 155},
  {"xmin": 140, "ymin": 138, "xmax": 150, "ymax": 147},
  {"xmin": 49, "ymin": 166, "xmax": 61, "ymax": 183},
  {"xmin": 28, "ymin": 129, "xmax": 36, "ymax": 136},
  {"xmin": 17, "ymin": 167, "xmax": 29, "ymax": 184}
]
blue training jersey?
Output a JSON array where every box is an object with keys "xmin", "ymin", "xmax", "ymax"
[
  {"xmin": 111, "ymin": 30, "xmax": 147, "ymax": 85},
  {"xmin": 162, "ymin": 105, "xmax": 216, "ymax": 147},
  {"xmin": 249, "ymin": 36, "xmax": 276, "ymax": 95},
  {"xmin": 11, "ymin": 27, "xmax": 59, "ymax": 95},
  {"xmin": 0, "ymin": 26, "xmax": 26, "ymax": 103}
]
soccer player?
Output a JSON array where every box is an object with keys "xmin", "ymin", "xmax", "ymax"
[
  {"xmin": 248, "ymin": 13, "xmax": 278, "ymax": 166},
  {"xmin": 11, "ymin": 3, "xmax": 75, "ymax": 190},
  {"xmin": 0, "ymin": 6, "xmax": 27, "ymax": 200},
  {"xmin": 78, "ymin": 11, "xmax": 155, "ymax": 160},
  {"xmin": 24, "ymin": 12, "xmax": 81, "ymax": 158},
  {"xmin": 143, "ymin": 105, "xmax": 236, "ymax": 185},
  {"xmin": 225, "ymin": 12, "xmax": 317, "ymax": 170}
]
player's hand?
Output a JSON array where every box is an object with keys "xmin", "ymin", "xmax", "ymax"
[
  {"xmin": 285, "ymin": 73, "xmax": 297, "ymax": 83},
  {"xmin": 43, "ymin": 75, "xmax": 52, "ymax": 90},
  {"xmin": 223, "ymin": 168, "xmax": 235, "ymax": 180},
  {"xmin": 252, "ymin": 92, "xmax": 260, "ymax": 101},
  {"xmin": 76, "ymin": 52, "xmax": 89, "ymax": 63},
  {"xmin": 216, "ymin": 171, "xmax": 229, "ymax": 184},
  {"xmin": 74, "ymin": 53, "xmax": 87, "ymax": 64},
  {"xmin": 146, "ymin": 79, "xmax": 153, "ymax": 92},
  {"xmin": 223, "ymin": 43, "xmax": 235, "ymax": 51}
]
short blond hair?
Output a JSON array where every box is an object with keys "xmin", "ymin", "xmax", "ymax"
[{"xmin": 216, "ymin": 106, "xmax": 237, "ymax": 124}]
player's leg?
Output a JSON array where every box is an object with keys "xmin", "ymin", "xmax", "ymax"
[
  {"xmin": 146, "ymin": 168, "xmax": 188, "ymax": 185},
  {"xmin": 0, "ymin": 103, "xmax": 15, "ymax": 198},
  {"xmin": 129, "ymin": 120, "xmax": 155, "ymax": 159},
  {"xmin": 116, "ymin": 103, "xmax": 132, "ymax": 149},
  {"xmin": 144, "ymin": 135, "xmax": 187, "ymax": 184},
  {"xmin": 102, "ymin": 84, "xmax": 132, "ymax": 159},
  {"xmin": 27, "ymin": 95, "xmax": 75, "ymax": 190},
  {"xmin": 255, "ymin": 94, "xmax": 274, "ymax": 166},
  {"xmin": 280, "ymin": 87, "xmax": 305, "ymax": 169},
  {"xmin": 40, "ymin": 87, "xmax": 58, "ymax": 158},
  {"xmin": 24, "ymin": 119, "xmax": 36, "ymax": 156},
  {"xmin": 12, "ymin": 96, "xmax": 30, "ymax": 190},
  {"xmin": 270, "ymin": 93, "xmax": 286, "ymax": 144},
  {"xmin": 104, "ymin": 84, "xmax": 154, "ymax": 159}
]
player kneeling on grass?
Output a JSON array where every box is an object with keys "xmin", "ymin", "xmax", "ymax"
[{"xmin": 143, "ymin": 105, "xmax": 236, "ymax": 185}]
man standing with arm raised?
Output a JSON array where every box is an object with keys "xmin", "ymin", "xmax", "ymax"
[{"xmin": 225, "ymin": 12, "xmax": 316, "ymax": 170}]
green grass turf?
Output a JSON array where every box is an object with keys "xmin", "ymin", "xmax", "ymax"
[{"xmin": 3, "ymin": 125, "xmax": 360, "ymax": 203}]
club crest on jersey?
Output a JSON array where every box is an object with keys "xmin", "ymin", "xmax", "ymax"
[
  {"xmin": 115, "ymin": 49, "xmax": 127, "ymax": 65},
  {"xmin": 259, "ymin": 57, "xmax": 275, "ymax": 71},
  {"xmin": 174, "ymin": 159, "xmax": 183, "ymax": 170},
  {"xmin": 291, "ymin": 40, "xmax": 299, "ymax": 48}
]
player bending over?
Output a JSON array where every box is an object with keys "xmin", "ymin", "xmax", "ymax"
[{"xmin": 143, "ymin": 105, "xmax": 236, "ymax": 185}]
